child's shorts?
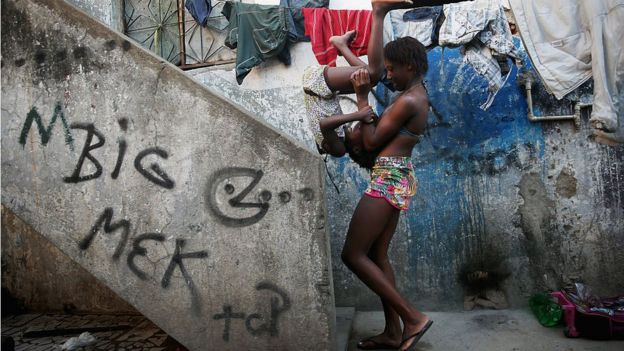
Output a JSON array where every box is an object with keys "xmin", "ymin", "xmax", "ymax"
[
  {"xmin": 364, "ymin": 156, "xmax": 418, "ymax": 211},
  {"xmin": 302, "ymin": 65, "xmax": 344, "ymax": 149}
]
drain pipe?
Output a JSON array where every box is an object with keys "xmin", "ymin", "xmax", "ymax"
[{"xmin": 518, "ymin": 72, "xmax": 590, "ymax": 129}]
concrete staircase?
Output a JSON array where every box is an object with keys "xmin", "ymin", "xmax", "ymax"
[
  {"xmin": 336, "ymin": 307, "xmax": 356, "ymax": 351},
  {"xmin": 1, "ymin": 0, "xmax": 335, "ymax": 349}
]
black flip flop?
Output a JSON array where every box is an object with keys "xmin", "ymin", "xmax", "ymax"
[{"xmin": 399, "ymin": 320, "xmax": 433, "ymax": 351}]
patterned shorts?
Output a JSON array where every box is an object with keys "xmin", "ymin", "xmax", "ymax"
[
  {"xmin": 302, "ymin": 65, "xmax": 343, "ymax": 149},
  {"xmin": 364, "ymin": 157, "xmax": 418, "ymax": 211}
]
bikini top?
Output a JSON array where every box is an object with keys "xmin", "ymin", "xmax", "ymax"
[
  {"xmin": 378, "ymin": 108, "xmax": 423, "ymax": 140},
  {"xmin": 392, "ymin": 81, "xmax": 428, "ymax": 141}
]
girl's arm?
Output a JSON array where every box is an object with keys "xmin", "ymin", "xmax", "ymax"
[
  {"xmin": 350, "ymin": 68, "xmax": 416, "ymax": 151},
  {"xmin": 361, "ymin": 97, "xmax": 415, "ymax": 151}
]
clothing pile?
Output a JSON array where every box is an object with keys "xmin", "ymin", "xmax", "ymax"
[{"xmin": 564, "ymin": 283, "xmax": 624, "ymax": 317}]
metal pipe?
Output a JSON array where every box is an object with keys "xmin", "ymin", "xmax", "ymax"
[
  {"xmin": 177, "ymin": 0, "xmax": 186, "ymax": 67},
  {"xmin": 522, "ymin": 75, "xmax": 592, "ymax": 129}
]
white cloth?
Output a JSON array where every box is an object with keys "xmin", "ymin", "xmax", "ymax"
[
  {"xmin": 440, "ymin": 0, "xmax": 519, "ymax": 109},
  {"xmin": 509, "ymin": 0, "xmax": 624, "ymax": 132},
  {"xmin": 401, "ymin": 18, "xmax": 435, "ymax": 47},
  {"xmin": 383, "ymin": 9, "xmax": 436, "ymax": 46},
  {"xmin": 439, "ymin": 0, "xmax": 500, "ymax": 46},
  {"xmin": 383, "ymin": 9, "xmax": 410, "ymax": 44}
]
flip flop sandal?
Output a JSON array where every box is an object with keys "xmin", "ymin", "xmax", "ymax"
[{"xmin": 399, "ymin": 320, "xmax": 433, "ymax": 351}]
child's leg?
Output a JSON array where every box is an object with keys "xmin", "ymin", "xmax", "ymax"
[
  {"xmin": 323, "ymin": 30, "xmax": 366, "ymax": 93},
  {"xmin": 324, "ymin": 0, "xmax": 469, "ymax": 92},
  {"xmin": 330, "ymin": 30, "xmax": 367, "ymax": 67},
  {"xmin": 324, "ymin": 1, "xmax": 392, "ymax": 93}
]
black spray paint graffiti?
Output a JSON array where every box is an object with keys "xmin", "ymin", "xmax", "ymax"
[
  {"xmin": 79, "ymin": 207, "xmax": 129, "ymax": 260},
  {"xmin": 205, "ymin": 167, "xmax": 314, "ymax": 227},
  {"xmin": 80, "ymin": 207, "xmax": 208, "ymax": 313},
  {"xmin": 213, "ymin": 282, "xmax": 291, "ymax": 341},
  {"xmin": 63, "ymin": 123, "xmax": 104, "ymax": 182},
  {"xmin": 61, "ymin": 119, "xmax": 175, "ymax": 188},
  {"xmin": 18, "ymin": 109, "xmax": 175, "ymax": 188},
  {"xmin": 18, "ymin": 102, "xmax": 75, "ymax": 151}
]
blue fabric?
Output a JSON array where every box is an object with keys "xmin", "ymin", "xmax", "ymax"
[
  {"xmin": 379, "ymin": 70, "xmax": 396, "ymax": 93},
  {"xmin": 403, "ymin": 6, "xmax": 442, "ymax": 22},
  {"xmin": 403, "ymin": 6, "xmax": 443, "ymax": 45},
  {"xmin": 280, "ymin": 0, "xmax": 329, "ymax": 42},
  {"xmin": 185, "ymin": 0, "xmax": 212, "ymax": 27}
]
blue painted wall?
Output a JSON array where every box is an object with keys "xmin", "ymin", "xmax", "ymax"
[{"xmin": 328, "ymin": 39, "xmax": 624, "ymax": 309}]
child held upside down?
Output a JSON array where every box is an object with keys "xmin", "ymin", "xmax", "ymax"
[{"xmin": 302, "ymin": 28, "xmax": 380, "ymax": 168}]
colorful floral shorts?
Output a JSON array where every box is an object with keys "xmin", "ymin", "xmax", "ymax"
[
  {"xmin": 364, "ymin": 157, "xmax": 418, "ymax": 211},
  {"xmin": 302, "ymin": 65, "xmax": 344, "ymax": 149}
]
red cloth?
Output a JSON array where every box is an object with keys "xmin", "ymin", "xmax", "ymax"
[{"xmin": 302, "ymin": 8, "xmax": 372, "ymax": 67}]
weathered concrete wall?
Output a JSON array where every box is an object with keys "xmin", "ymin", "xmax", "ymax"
[
  {"xmin": 65, "ymin": 0, "xmax": 124, "ymax": 31},
  {"xmin": 2, "ymin": 205, "xmax": 138, "ymax": 314},
  {"xmin": 189, "ymin": 13, "xmax": 624, "ymax": 311},
  {"xmin": 1, "ymin": 1, "xmax": 335, "ymax": 350}
]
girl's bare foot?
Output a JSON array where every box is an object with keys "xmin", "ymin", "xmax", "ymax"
[
  {"xmin": 357, "ymin": 332, "xmax": 401, "ymax": 350},
  {"xmin": 329, "ymin": 30, "xmax": 357, "ymax": 49}
]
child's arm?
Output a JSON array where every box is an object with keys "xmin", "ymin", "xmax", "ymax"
[
  {"xmin": 320, "ymin": 108, "xmax": 374, "ymax": 157},
  {"xmin": 319, "ymin": 109, "xmax": 373, "ymax": 132}
]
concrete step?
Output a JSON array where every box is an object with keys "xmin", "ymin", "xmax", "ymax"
[{"xmin": 336, "ymin": 307, "xmax": 355, "ymax": 351}]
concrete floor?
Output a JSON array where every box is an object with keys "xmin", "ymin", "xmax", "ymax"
[
  {"xmin": 1, "ymin": 313, "xmax": 184, "ymax": 350},
  {"xmin": 346, "ymin": 309, "xmax": 624, "ymax": 351}
]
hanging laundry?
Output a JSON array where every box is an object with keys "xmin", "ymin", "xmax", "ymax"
[
  {"xmin": 302, "ymin": 8, "xmax": 372, "ymax": 66},
  {"xmin": 402, "ymin": 6, "xmax": 443, "ymax": 47},
  {"xmin": 185, "ymin": 0, "xmax": 212, "ymax": 27},
  {"xmin": 463, "ymin": 43, "xmax": 513, "ymax": 109},
  {"xmin": 382, "ymin": 9, "xmax": 407, "ymax": 45},
  {"xmin": 379, "ymin": 1, "xmax": 519, "ymax": 110},
  {"xmin": 509, "ymin": 0, "xmax": 624, "ymax": 135},
  {"xmin": 383, "ymin": 7, "xmax": 443, "ymax": 47},
  {"xmin": 439, "ymin": 0, "xmax": 520, "ymax": 109},
  {"xmin": 438, "ymin": 0, "xmax": 499, "ymax": 47},
  {"xmin": 222, "ymin": 1, "xmax": 291, "ymax": 85},
  {"xmin": 280, "ymin": 0, "xmax": 329, "ymax": 42}
]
